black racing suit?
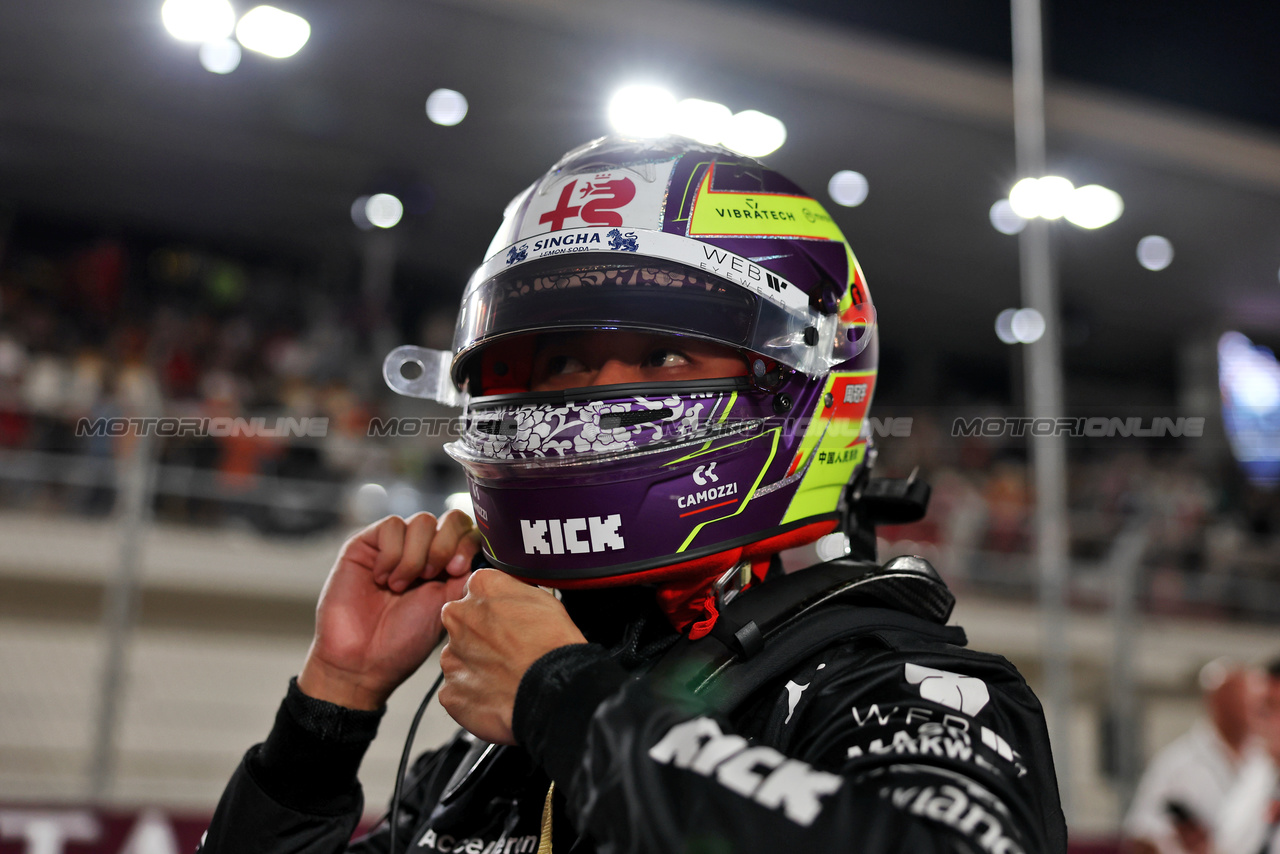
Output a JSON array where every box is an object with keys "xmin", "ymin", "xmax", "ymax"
[{"xmin": 199, "ymin": 563, "xmax": 1067, "ymax": 854}]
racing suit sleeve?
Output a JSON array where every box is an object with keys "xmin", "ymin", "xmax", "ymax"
[
  {"xmin": 513, "ymin": 634, "xmax": 1067, "ymax": 854},
  {"xmin": 198, "ymin": 678, "xmax": 384, "ymax": 854}
]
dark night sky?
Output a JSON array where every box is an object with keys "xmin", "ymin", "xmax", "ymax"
[{"xmin": 752, "ymin": 0, "xmax": 1280, "ymax": 133}]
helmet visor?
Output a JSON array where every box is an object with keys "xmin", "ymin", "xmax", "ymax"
[{"xmin": 452, "ymin": 254, "xmax": 873, "ymax": 387}]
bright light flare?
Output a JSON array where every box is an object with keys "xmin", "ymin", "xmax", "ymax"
[
  {"xmin": 1065, "ymin": 184, "xmax": 1124, "ymax": 229},
  {"xmin": 351, "ymin": 196, "xmax": 372, "ymax": 230},
  {"xmin": 997, "ymin": 307, "xmax": 1052, "ymax": 345},
  {"xmin": 995, "ymin": 308, "xmax": 1019, "ymax": 344},
  {"xmin": 607, "ymin": 85, "xmax": 677, "ymax": 138},
  {"xmin": 1137, "ymin": 235, "xmax": 1174, "ymax": 271},
  {"xmin": 989, "ymin": 199, "xmax": 1027, "ymax": 235},
  {"xmin": 1011, "ymin": 308, "xmax": 1046, "ymax": 344},
  {"xmin": 668, "ymin": 98, "xmax": 732, "ymax": 145},
  {"xmin": 161, "ymin": 0, "xmax": 235, "ymax": 42},
  {"xmin": 1008, "ymin": 177, "xmax": 1122, "ymax": 229},
  {"xmin": 606, "ymin": 87, "xmax": 787, "ymax": 155},
  {"xmin": 236, "ymin": 5, "xmax": 310, "ymax": 58},
  {"xmin": 721, "ymin": 110, "xmax": 787, "ymax": 157},
  {"xmin": 426, "ymin": 89, "xmax": 468, "ymax": 126},
  {"xmin": 1034, "ymin": 176, "xmax": 1074, "ymax": 219},
  {"xmin": 828, "ymin": 170, "xmax": 869, "ymax": 207},
  {"xmin": 365, "ymin": 194, "xmax": 403, "ymax": 229},
  {"xmin": 1008, "ymin": 178, "xmax": 1041, "ymax": 219},
  {"xmin": 1009, "ymin": 176, "xmax": 1075, "ymax": 219},
  {"xmin": 199, "ymin": 38, "xmax": 242, "ymax": 73}
]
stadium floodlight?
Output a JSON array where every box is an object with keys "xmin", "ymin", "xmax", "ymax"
[
  {"xmin": 1007, "ymin": 177, "xmax": 1122, "ymax": 229},
  {"xmin": 426, "ymin": 89, "xmax": 469, "ymax": 126},
  {"xmin": 668, "ymin": 98, "xmax": 733, "ymax": 145},
  {"xmin": 1137, "ymin": 235, "xmax": 1174, "ymax": 271},
  {"xmin": 605, "ymin": 87, "xmax": 787, "ymax": 155},
  {"xmin": 1010, "ymin": 308, "xmax": 1046, "ymax": 344},
  {"xmin": 995, "ymin": 308, "xmax": 1020, "ymax": 344},
  {"xmin": 199, "ymin": 38, "xmax": 242, "ymax": 73},
  {"xmin": 989, "ymin": 199, "xmax": 1027, "ymax": 235},
  {"xmin": 365, "ymin": 194, "xmax": 404, "ymax": 229},
  {"xmin": 607, "ymin": 85, "xmax": 677, "ymax": 138},
  {"xmin": 236, "ymin": 6, "xmax": 311, "ymax": 58},
  {"xmin": 1009, "ymin": 176, "xmax": 1074, "ymax": 219},
  {"xmin": 1064, "ymin": 184, "xmax": 1124, "ymax": 229},
  {"xmin": 828, "ymin": 171, "xmax": 869, "ymax": 207},
  {"xmin": 1034, "ymin": 176, "xmax": 1074, "ymax": 219},
  {"xmin": 720, "ymin": 110, "xmax": 787, "ymax": 157},
  {"xmin": 162, "ymin": 0, "xmax": 236, "ymax": 42},
  {"xmin": 1008, "ymin": 178, "xmax": 1042, "ymax": 219},
  {"xmin": 351, "ymin": 196, "xmax": 372, "ymax": 230}
]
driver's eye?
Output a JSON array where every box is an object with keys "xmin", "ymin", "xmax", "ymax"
[
  {"xmin": 645, "ymin": 349, "xmax": 690, "ymax": 368},
  {"xmin": 547, "ymin": 354, "xmax": 587, "ymax": 375}
]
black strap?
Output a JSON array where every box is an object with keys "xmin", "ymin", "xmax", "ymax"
[
  {"xmin": 707, "ymin": 613, "xmax": 765, "ymax": 659},
  {"xmin": 703, "ymin": 557, "xmax": 955, "ymax": 639},
  {"xmin": 687, "ymin": 605, "xmax": 966, "ymax": 714},
  {"xmin": 648, "ymin": 558, "xmax": 964, "ymax": 715}
]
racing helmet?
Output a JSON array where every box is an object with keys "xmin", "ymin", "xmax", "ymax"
[{"xmin": 385, "ymin": 135, "xmax": 877, "ymax": 590}]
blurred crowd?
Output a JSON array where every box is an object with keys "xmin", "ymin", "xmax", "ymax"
[
  {"xmin": 3, "ymin": 230, "xmax": 1280, "ymax": 616},
  {"xmin": 0, "ymin": 232, "xmax": 458, "ymax": 534},
  {"xmin": 874, "ymin": 413, "xmax": 1280, "ymax": 619}
]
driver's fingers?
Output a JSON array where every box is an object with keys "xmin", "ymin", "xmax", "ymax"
[
  {"xmin": 371, "ymin": 515, "xmax": 407, "ymax": 583},
  {"xmin": 431, "ymin": 509, "xmax": 480, "ymax": 577},
  {"xmin": 447, "ymin": 529, "xmax": 482, "ymax": 577},
  {"xmin": 387, "ymin": 512, "xmax": 437, "ymax": 591}
]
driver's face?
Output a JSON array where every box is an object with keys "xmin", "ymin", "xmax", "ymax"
[{"xmin": 529, "ymin": 331, "xmax": 748, "ymax": 392}]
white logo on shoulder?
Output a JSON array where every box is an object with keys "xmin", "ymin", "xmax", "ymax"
[
  {"xmin": 904, "ymin": 663, "xmax": 990, "ymax": 716},
  {"xmin": 648, "ymin": 716, "xmax": 842, "ymax": 826}
]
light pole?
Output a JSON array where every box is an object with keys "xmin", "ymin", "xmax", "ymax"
[{"xmin": 1010, "ymin": 0, "xmax": 1073, "ymax": 820}]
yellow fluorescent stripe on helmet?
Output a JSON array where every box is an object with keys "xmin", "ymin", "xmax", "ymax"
[
  {"xmin": 678, "ymin": 427, "xmax": 780, "ymax": 552},
  {"xmin": 781, "ymin": 370, "xmax": 876, "ymax": 524},
  {"xmin": 696, "ymin": 390, "xmax": 738, "ymax": 454},
  {"xmin": 688, "ymin": 169, "xmax": 847, "ymax": 242}
]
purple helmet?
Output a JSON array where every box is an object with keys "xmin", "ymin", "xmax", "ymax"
[{"xmin": 385, "ymin": 135, "xmax": 877, "ymax": 588}]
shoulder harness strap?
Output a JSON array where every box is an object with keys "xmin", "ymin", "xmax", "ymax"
[{"xmin": 650, "ymin": 555, "xmax": 966, "ymax": 715}]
